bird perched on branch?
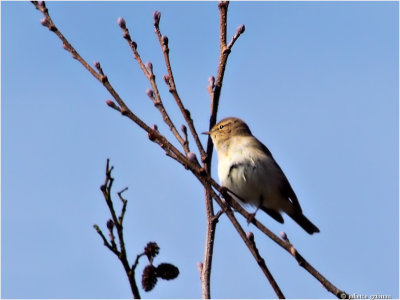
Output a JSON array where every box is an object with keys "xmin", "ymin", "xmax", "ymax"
[{"xmin": 205, "ymin": 117, "xmax": 319, "ymax": 235}]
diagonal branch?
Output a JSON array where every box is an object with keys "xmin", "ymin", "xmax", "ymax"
[
  {"xmin": 32, "ymin": 2, "xmax": 191, "ymax": 167},
  {"xmin": 246, "ymin": 232, "xmax": 285, "ymax": 299},
  {"xmin": 153, "ymin": 13, "xmax": 207, "ymax": 161},
  {"xmin": 117, "ymin": 19, "xmax": 190, "ymax": 155}
]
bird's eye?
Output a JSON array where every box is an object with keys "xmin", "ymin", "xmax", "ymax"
[{"xmin": 219, "ymin": 125, "xmax": 224, "ymax": 130}]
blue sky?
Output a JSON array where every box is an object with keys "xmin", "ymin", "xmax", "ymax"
[{"xmin": 2, "ymin": 1, "xmax": 399, "ymax": 299}]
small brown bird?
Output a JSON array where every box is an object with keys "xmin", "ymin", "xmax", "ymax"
[{"xmin": 206, "ymin": 117, "xmax": 319, "ymax": 234}]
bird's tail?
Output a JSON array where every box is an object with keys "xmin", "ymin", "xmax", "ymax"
[{"xmin": 288, "ymin": 213, "xmax": 320, "ymax": 235}]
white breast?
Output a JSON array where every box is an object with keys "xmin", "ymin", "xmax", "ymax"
[{"xmin": 217, "ymin": 136, "xmax": 284, "ymax": 210}]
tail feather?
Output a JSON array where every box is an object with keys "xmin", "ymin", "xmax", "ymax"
[
  {"xmin": 260, "ymin": 206, "xmax": 284, "ymax": 223},
  {"xmin": 288, "ymin": 213, "xmax": 320, "ymax": 235}
]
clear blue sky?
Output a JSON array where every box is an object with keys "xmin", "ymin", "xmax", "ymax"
[{"xmin": 2, "ymin": 1, "xmax": 398, "ymax": 299}]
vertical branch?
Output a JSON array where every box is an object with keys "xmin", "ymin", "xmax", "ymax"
[
  {"xmin": 200, "ymin": 2, "xmax": 229, "ymax": 298},
  {"xmin": 201, "ymin": 2, "xmax": 245, "ymax": 298},
  {"xmin": 96, "ymin": 159, "xmax": 141, "ymax": 299}
]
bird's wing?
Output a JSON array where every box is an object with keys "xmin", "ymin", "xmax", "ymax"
[{"xmin": 255, "ymin": 138, "xmax": 303, "ymax": 212}]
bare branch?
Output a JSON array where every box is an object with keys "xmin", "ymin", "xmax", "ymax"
[
  {"xmin": 117, "ymin": 18, "xmax": 190, "ymax": 155},
  {"xmin": 153, "ymin": 12, "xmax": 207, "ymax": 160},
  {"xmin": 200, "ymin": 1, "xmax": 246, "ymax": 297},
  {"xmin": 96, "ymin": 159, "xmax": 141, "ymax": 298},
  {"xmin": 93, "ymin": 224, "xmax": 120, "ymax": 257},
  {"xmin": 246, "ymin": 232, "xmax": 285, "ymax": 299}
]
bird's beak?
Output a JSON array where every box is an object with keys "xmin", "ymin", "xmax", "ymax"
[{"xmin": 202, "ymin": 131, "xmax": 210, "ymax": 135}]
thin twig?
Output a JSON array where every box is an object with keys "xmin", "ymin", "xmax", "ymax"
[
  {"xmin": 118, "ymin": 19, "xmax": 190, "ymax": 155},
  {"xmin": 32, "ymin": 2, "xmax": 191, "ymax": 169},
  {"xmin": 93, "ymin": 224, "xmax": 120, "ymax": 257},
  {"xmin": 96, "ymin": 159, "xmax": 141, "ymax": 298},
  {"xmin": 153, "ymin": 14, "xmax": 207, "ymax": 160},
  {"xmin": 247, "ymin": 232, "xmax": 285, "ymax": 299}
]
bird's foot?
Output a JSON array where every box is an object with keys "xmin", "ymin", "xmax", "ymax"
[{"xmin": 246, "ymin": 212, "xmax": 256, "ymax": 224}]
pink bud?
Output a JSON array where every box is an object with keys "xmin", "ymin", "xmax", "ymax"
[
  {"xmin": 246, "ymin": 231, "xmax": 254, "ymax": 241},
  {"xmin": 236, "ymin": 24, "xmax": 245, "ymax": 35},
  {"xmin": 153, "ymin": 11, "xmax": 161, "ymax": 27},
  {"xmin": 123, "ymin": 32, "xmax": 131, "ymax": 40},
  {"xmin": 146, "ymin": 89, "xmax": 154, "ymax": 99},
  {"xmin": 105, "ymin": 100, "xmax": 117, "ymax": 109},
  {"xmin": 146, "ymin": 62, "xmax": 153, "ymax": 74},
  {"xmin": 40, "ymin": 18, "xmax": 49, "ymax": 27},
  {"xmin": 106, "ymin": 219, "xmax": 114, "ymax": 230},
  {"xmin": 181, "ymin": 124, "xmax": 187, "ymax": 134},
  {"xmin": 94, "ymin": 61, "xmax": 101, "ymax": 69},
  {"xmin": 117, "ymin": 17, "xmax": 126, "ymax": 29},
  {"xmin": 197, "ymin": 262, "xmax": 203, "ymax": 273},
  {"xmin": 62, "ymin": 43, "xmax": 68, "ymax": 50},
  {"xmin": 208, "ymin": 76, "xmax": 215, "ymax": 87},
  {"xmin": 280, "ymin": 231, "xmax": 288, "ymax": 241},
  {"xmin": 163, "ymin": 74, "xmax": 170, "ymax": 85},
  {"xmin": 152, "ymin": 124, "xmax": 158, "ymax": 131},
  {"xmin": 162, "ymin": 35, "xmax": 168, "ymax": 46},
  {"xmin": 187, "ymin": 152, "xmax": 197, "ymax": 163}
]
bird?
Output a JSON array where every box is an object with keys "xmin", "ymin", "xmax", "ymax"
[{"xmin": 205, "ymin": 117, "xmax": 319, "ymax": 234}]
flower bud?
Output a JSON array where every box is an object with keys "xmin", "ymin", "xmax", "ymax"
[
  {"xmin": 184, "ymin": 109, "xmax": 191, "ymax": 118},
  {"xmin": 152, "ymin": 124, "xmax": 158, "ymax": 131},
  {"xmin": 163, "ymin": 74, "xmax": 170, "ymax": 85},
  {"xmin": 131, "ymin": 40, "xmax": 137, "ymax": 49},
  {"xmin": 208, "ymin": 76, "xmax": 215, "ymax": 87},
  {"xmin": 105, "ymin": 100, "xmax": 118, "ymax": 109},
  {"xmin": 101, "ymin": 75, "xmax": 108, "ymax": 83},
  {"xmin": 117, "ymin": 17, "xmax": 126, "ymax": 29},
  {"xmin": 197, "ymin": 261, "xmax": 203, "ymax": 273},
  {"xmin": 106, "ymin": 219, "xmax": 114, "ymax": 230},
  {"xmin": 40, "ymin": 18, "xmax": 49, "ymax": 27},
  {"xmin": 146, "ymin": 62, "xmax": 153, "ymax": 74},
  {"xmin": 187, "ymin": 152, "xmax": 197, "ymax": 163},
  {"xmin": 280, "ymin": 231, "xmax": 288, "ymax": 241},
  {"xmin": 153, "ymin": 11, "xmax": 161, "ymax": 27},
  {"xmin": 180, "ymin": 124, "xmax": 187, "ymax": 135},
  {"xmin": 162, "ymin": 35, "xmax": 169, "ymax": 47},
  {"xmin": 146, "ymin": 89, "xmax": 154, "ymax": 99},
  {"xmin": 236, "ymin": 24, "xmax": 245, "ymax": 35},
  {"xmin": 246, "ymin": 231, "xmax": 254, "ymax": 242},
  {"xmin": 94, "ymin": 61, "xmax": 101, "ymax": 69},
  {"xmin": 123, "ymin": 32, "xmax": 131, "ymax": 40},
  {"xmin": 148, "ymin": 131, "xmax": 156, "ymax": 141}
]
